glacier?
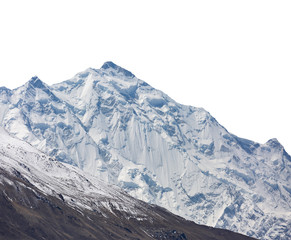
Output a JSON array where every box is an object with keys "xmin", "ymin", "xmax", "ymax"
[{"xmin": 0, "ymin": 61, "xmax": 290, "ymax": 239}]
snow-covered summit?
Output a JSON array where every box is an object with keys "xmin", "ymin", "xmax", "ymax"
[
  {"xmin": 101, "ymin": 61, "xmax": 135, "ymax": 78},
  {"xmin": 27, "ymin": 76, "xmax": 47, "ymax": 88},
  {"xmin": 0, "ymin": 62, "xmax": 290, "ymax": 239},
  {"xmin": 0, "ymin": 86, "xmax": 11, "ymax": 92},
  {"xmin": 266, "ymin": 138, "xmax": 284, "ymax": 149}
]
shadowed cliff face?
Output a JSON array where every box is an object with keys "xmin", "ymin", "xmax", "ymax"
[{"xmin": 0, "ymin": 170, "xmax": 255, "ymax": 240}]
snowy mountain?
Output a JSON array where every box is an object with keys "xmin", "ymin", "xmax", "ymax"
[
  {"xmin": 0, "ymin": 127, "xmax": 254, "ymax": 240},
  {"xmin": 0, "ymin": 61, "xmax": 290, "ymax": 239}
]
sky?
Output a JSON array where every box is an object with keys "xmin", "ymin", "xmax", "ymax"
[{"xmin": 0, "ymin": 0, "xmax": 290, "ymax": 154}]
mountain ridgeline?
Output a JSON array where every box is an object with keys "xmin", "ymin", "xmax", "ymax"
[{"xmin": 0, "ymin": 61, "xmax": 290, "ymax": 239}]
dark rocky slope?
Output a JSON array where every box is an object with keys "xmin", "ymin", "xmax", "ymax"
[{"xmin": 0, "ymin": 169, "xmax": 255, "ymax": 240}]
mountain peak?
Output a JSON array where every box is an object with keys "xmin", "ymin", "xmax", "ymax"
[
  {"xmin": 24, "ymin": 76, "xmax": 60, "ymax": 102},
  {"xmin": 0, "ymin": 86, "xmax": 11, "ymax": 93},
  {"xmin": 266, "ymin": 138, "xmax": 283, "ymax": 149},
  {"xmin": 101, "ymin": 61, "xmax": 135, "ymax": 78},
  {"xmin": 101, "ymin": 61, "xmax": 118, "ymax": 69},
  {"xmin": 0, "ymin": 86, "xmax": 11, "ymax": 103},
  {"xmin": 28, "ymin": 76, "xmax": 46, "ymax": 89}
]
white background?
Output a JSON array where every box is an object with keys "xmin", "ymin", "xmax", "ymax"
[{"xmin": 0, "ymin": 0, "xmax": 290, "ymax": 153}]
